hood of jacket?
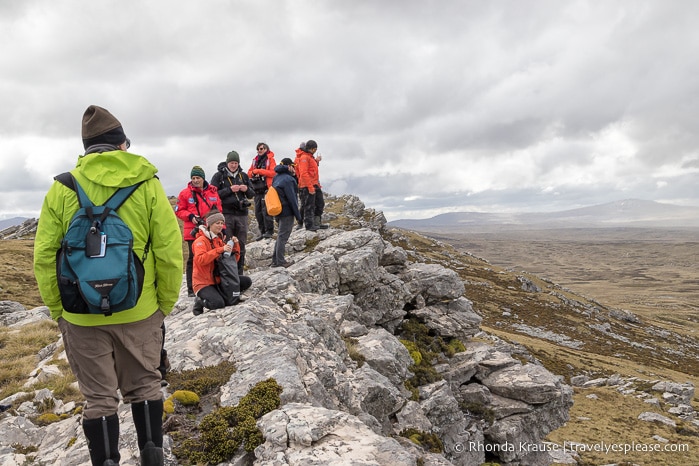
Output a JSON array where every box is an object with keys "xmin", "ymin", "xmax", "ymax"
[
  {"xmin": 274, "ymin": 164, "xmax": 293, "ymax": 176},
  {"xmin": 219, "ymin": 160, "xmax": 242, "ymax": 177},
  {"xmin": 74, "ymin": 150, "xmax": 158, "ymax": 188}
]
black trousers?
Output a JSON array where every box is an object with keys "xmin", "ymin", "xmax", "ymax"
[
  {"xmin": 196, "ymin": 254, "xmax": 252, "ymax": 310},
  {"xmin": 253, "ymin": 193, "xmax": 274, "ymax": 235},
  {"xmin": 223, "ymin": 212, "xmax": 249, "ymax": 273},
  {"xmin": 185, "ymin": 240, "xmax": 194, "ymax": 293},
  {"xmin": 299, "ymin": 187, "xmax": 325, "ymax": 228}
]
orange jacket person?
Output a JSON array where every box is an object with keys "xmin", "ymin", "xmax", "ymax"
[
  {"xmin": 191, "ymin": 209, "xmax": 252, "ymax": 315},
  {"xmin": 296, "ymin": 140, "xmax": 328, "ymax": 231},
  {"xmin": 247, "ymin": 142, "xmax": 277, "ymax": 240}
]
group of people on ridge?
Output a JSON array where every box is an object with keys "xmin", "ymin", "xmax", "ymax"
[
  {"xmin": 32, "ymin": 104, "xmax": 330, "ymax": 466},
  {"xmin": 175, "ymin": 140, "xmax": 328, "ymax": 316}
]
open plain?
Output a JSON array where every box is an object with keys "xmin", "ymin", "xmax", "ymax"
[{"xmin": 426, "ymin": 227, "xmax": 699, "ymax": 340}]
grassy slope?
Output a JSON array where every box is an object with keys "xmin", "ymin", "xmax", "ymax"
[{"xmin": 0, "ymin": 240, "xmax": 42, "ymax": 307}]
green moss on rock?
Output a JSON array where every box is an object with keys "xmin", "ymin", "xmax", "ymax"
[
  {"xmin": 400, "ymin": 339, "xmax": 423, "ymax": 365},
  {"xmin": 172, "ymin": 378, "xmax": 283, "ymax": 464},
  {"xmin": 167, "ymin": 360, "xmax": 236, "ymax": 396},
  {"xmin": 163, "ymin": 398, "xmax": 175, "ymax": 415},
  {"xmin": 171, "ymin": 390, "xmax": 200, "ymax": 406},
  {"xmin": 399, "ymin": 428, "xmax": 443, "ymax": 453},
  {"xmin": 34, "ymin": 413, "xmax": 60, "ymax": 426}
]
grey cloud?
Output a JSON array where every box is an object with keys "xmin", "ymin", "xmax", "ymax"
[{"xmin": 2, "ymin": 1, "xmax": 699, "ymax": 221}]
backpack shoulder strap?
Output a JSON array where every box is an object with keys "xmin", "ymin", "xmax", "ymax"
[
  {"xmin": 55, "ymin": 171, "xmax": 145, "ymax": 210},
  {"xmin": 103, "ymin": 181, "xmax": 145, "ymax": 211},
  {"xmin": 54, "ymin": 172, "xmax": 98, "ymax": 209},
  {"xmin": 70, "ymin": 176, "xmax": 95, "ymax": 209}
]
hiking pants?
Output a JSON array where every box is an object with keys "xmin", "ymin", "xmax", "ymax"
[
  {"xmin": 253, "ymin": 192, "xmax": 274, "ymax": 236},
  {"xmin": 185, "ymin": 239, "xmax": 195, "ymax": 293},
  {"xmin": 299, "ymin": 188, "xmax": 316, "ymax": 229},
  {"xmin": 223, "ymin": 212, "xmax": 249, "ymax": 273},
  {"xmin": 196, "ymin": 254, "xmax": 252, "ymax": 309},
  {"xmin": 58, "ymin": 311, "xmax": 165, "ymax": 419},
  {"xmin": 273, "ymin": 215, "xmax": 294, "ymax": 265}
]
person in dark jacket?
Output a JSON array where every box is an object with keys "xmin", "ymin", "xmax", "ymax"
[
  {"xmin": 210, "ymin": 150, "xmax": 253, "ymax": 275},
  {"xmin": 271, "ymin": 158, "xmax": 302, "ymax": 267}
]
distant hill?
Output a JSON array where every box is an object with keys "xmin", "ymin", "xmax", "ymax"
[
  {"xmin": 0, "ymin": 217, "xmax": 29, "ymax": 231},
  {"xmin": 389, "ymin": 199, "xmax": 699, "ymax": 231}
]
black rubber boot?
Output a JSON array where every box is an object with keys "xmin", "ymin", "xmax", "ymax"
[
  {"xmin": 82, "ymin": 414, "xmax": 120, "ymax": 466},
  {"xmin": 131, "ymin": 399, "xmax": 164, "ymax": 466},
  {"xmin": 314, "ymin": 216, "xmax": 329, "ymax": 229},
  {"xmin": 192, "ymin": 297, "xmax": 204, "ymax": 316}
]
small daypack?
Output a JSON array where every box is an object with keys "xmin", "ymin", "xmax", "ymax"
[
  {"xmin": 265, "ymin": 186, "xmax": 282, "ymax": 216},
  {"xmin": 56, "ymin": 173, "xmax": 147, "ymax": 316}
]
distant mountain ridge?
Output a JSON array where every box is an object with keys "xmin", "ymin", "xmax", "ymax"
[
  {"xmin": 389, "ymin": 199, "xmax": 699, "ymax": 231},
  {"xmin": 0, "ymin": 217, "xmax": 28, "ymax": 231}
]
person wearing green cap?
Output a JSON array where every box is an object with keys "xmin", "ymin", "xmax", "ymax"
[
  {"xmin": 210, "ymin": 150, "xmax": 253, "ymax": 275},
  {"xmin": 175, "ymin": 165, "xmax": 223, "ymax": 296}
]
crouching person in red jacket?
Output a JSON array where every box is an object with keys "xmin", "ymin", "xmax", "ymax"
[{"xmin": 191, "ymin": 209, "xmax": 252, "ymax": 315}]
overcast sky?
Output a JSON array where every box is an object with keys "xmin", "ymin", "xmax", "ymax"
[{"xmin": 2, "ymin": 0, "xmax": 698, "ymax": 222}]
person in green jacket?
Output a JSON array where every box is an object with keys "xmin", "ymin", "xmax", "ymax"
[{"xmin": 33, "ymin": 105, "xmax": 183, "ymax": 466}]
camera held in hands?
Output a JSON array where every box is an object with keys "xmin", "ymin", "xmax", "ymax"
[
  {"xmin": 250, "ymin": 175, "xmax": 267, "ymax": 194},
  {"xmin": 189, "ymin": 216, "xmax": 205, "ymax": 237}
]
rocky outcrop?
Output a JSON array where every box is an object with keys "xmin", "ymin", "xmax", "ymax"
[
  {"xmin": 570, "ymin": 374, "xmax": 697, "ymax": 426},
  {"xmin": 0, "ymin": 218, "xmax": 37, "ymax": 240},
  {"xmin": 0, "ymin": 200, "xmax": 573, "ymax": 465}
]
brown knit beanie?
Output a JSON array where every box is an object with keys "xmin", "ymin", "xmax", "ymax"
[
  {"xmin": 206, "ymin": 209, "xmax": 225, "ymax": 226},
  {"xmin": 82, "ymin": 105, "xmax": 127, "ymax": 149}
]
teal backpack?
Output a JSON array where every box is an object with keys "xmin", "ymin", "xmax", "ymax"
[{"xmin": 55, "ymin": 173, "xmax": 148, "ymax": 316}]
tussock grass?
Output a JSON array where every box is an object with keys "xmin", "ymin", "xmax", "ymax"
[
  {"xmin": 0, "ymin": 320, "xmax": 62, "ymax": 398},
  {"xmin": 33, "ymin": 372, "xmax": 83, "ymax": 405},
  {"xmin": 343, "ymin": 337, "xmax": 366, "ymax": 367},
  {"xmin": 0, "ymin": 240, "xmax": 42, "ymax": 307},
  {"xmin": 547, "ymin": 387, "xmax": 699, "ymax": 465},
  {"xmin": 0, "ymin": 320, "xmax": 80, "ymax": 404}
]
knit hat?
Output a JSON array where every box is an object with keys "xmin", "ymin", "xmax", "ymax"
[
  {"xmin": 82, "ymin": 105, "xmax": 128, "ymax": 149},
  {"xmin": 280, "ymin": 157, "xmax": 295, "ymax": 166},
  {"xmin": 226, "ymin": 151, "xmax": 240, "ymax": 163},
  {"xmin": 305, "ymin": 139, "xmax": 318, "ymax": 150},
  {"xmin": 299, "ymin": 141, "xmax": 306, "ymax": 150},
  {"xmin": 190, "ymin": 165, "xmax": 206, "ymax": 179},
  {"xmin": 206, "ymin": 209, "xmax": 225, "ymax": 226}
]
